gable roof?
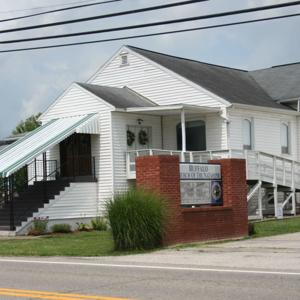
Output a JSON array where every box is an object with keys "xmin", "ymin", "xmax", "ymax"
[
  {"xmin": 250, "ymin": 62, "xmax": 300, "ymax": 102},
  {"xmin": 77, "ymin": 83, "xmax": 156, "ymax": 109},
  {"xmin": 127, "ymin": 45, "xmax": 291, "ymax": 110}
]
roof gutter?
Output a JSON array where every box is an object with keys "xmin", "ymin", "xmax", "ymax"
[{"xmin": 231, "ymin": 103, "xmax": 300, "ymax": 116}]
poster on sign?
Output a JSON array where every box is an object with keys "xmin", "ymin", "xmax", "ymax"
[
  {"xmin": 180, "ymin": 163, "xmax": 222, "ymax": 206},
  {"xmin": 180, "ymin": 181, "xmax": 211, "ymax": 205}
]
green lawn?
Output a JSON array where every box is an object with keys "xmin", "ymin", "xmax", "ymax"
[
  {"xmin": 1, "ymin": 218, "xmax": 300, "ymax": 257},
  {"xmin": 251, "ymin": 217, "xmax": 300, "ymax": 238},
  {"xmin": 0, "ymin": 231, "xmax": 114, "ymax": 256}
]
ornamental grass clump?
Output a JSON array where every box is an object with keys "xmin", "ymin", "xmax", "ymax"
[
  {"xmin": 91, "ymin": 217, "xmax": 108, "ymax": 231},
  {"xmin": 28, "ymin": 217, "xmax": 49, "ymax": 236},
  {"xmin": 106, "ymin": 189, "xmax": 168, "ymax": 251}
]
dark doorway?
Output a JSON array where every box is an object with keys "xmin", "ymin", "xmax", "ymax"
[
  {"xmin": 177, "ymin": 120, "xmax": 206, "ymax": 151},
  {"xmin": 60, "ymin": 134, "xmax": 92, "ymax": 177}
]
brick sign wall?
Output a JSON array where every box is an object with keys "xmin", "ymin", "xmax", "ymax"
[{"xmin": 136, "ymin": 155, "xmax": 248, "ymax": 245}]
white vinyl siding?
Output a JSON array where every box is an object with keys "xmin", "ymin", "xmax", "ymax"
[
  {"xmin": 34, "ymin": 182, "xmax": 98, "ymax": 219},
  {"xmin": 47, "ymin": 144, "xmax": 60, "ymax": 168},
  {"xmin": 97, "ymin": 110, "xmax": 113, "ymax": 212},
  {"xmin": 41, "ymin": 84, "xmax": 107, "ymax": 123},
  {"xmin": 206, "ymin": 114, "xmax": 228, "ymax": 150},
  {"xmin": 40, "ymin": 85, "xmax": 114, "ymax": 209},
  {"xmin": 228, "ymin": 108, "xmax": 297, "ymax": 159},
  {"xmin": 89, "ymin": 49, "xmax": 226, "ymax": 108},
  {"xmin": 111, "ymin": 112, "xmax": 162, "ymax": 193}
]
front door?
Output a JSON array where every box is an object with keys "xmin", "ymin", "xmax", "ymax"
[
  {"xmin": 60, "ymin": 134, "xmax": 92, "ymax": 177},
  {"xmin": 177, "ymin": 120, "xmax": 206, "ymax": 151}
]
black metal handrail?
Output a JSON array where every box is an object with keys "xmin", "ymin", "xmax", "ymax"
[
  {"xmin": 27, "ymin": 155, "xmax": 98, "ymax": 183},
  {"xmin": 27, "ymin": 159, "xmax": 58, "ymax": 184}
]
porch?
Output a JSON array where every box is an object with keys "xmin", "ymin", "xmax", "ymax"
[{"xmin": 126, "ymin": 148, "xmax": 300, "ymax": 219}]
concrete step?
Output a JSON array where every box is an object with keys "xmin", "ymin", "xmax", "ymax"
[{"xmin": 0, "ymin": 230, "xmax": 16, "ymax": 237}]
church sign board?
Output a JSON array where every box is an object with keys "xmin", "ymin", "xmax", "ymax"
[{"xmin": 180, "ymin": 163, "xmax": 222, "ymax": 206}]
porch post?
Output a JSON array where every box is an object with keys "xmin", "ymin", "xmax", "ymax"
[
  {"xmin": 274, "ymin": 185, "xmax": 278, "ymax": 218},
  {"xmin": 257, "ymin": 182, "xmax": 263, "ymax": 219},
  {"xmin": 181, "ymin": 109, "xmax": 186, "ymax": 153}
]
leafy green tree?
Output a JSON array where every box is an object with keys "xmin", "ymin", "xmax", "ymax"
[
  {"xmin": 12, "ymin": 113, "xmax": 42, "ymax": 135},
  {"xmin": 0, "ymin": 113, "xmax": 42, "ymax": 197}
]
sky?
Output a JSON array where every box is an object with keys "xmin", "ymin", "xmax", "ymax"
[{"xmin": 0, "ymin": 0, "xmax": 299, "ymax": 138}]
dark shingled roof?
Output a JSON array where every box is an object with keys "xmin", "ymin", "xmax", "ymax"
[
  {"xmin": 77, "ymin": 83, "xmax": 156, "ymax": 108},
  {"xmin": 250, "ymin": 63, "xmax": 300, "ymax": 101},
  {"xmin": 127, "ymin": 45, "xmax": 291, "ymax": 110}
]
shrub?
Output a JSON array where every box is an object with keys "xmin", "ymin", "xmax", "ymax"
[
  {"xmin": 106, "ymin": 189, "xmax": 168, "ymax": 251},
  {"xmin": 52, "ymin": 223, "xmax": 72, "ymax": 234},
  {"xmin": 76, "ymin": 222, "xmax": 92, "ymax": 231},
  {"xmin": 28, "ymin": 217, "xmax": 49, "ymax": 236},
  {"xmin": 91, "ymin": 217, "xmax": 108, "ymax": 231}
]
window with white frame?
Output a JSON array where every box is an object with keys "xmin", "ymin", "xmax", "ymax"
[
  {"xmin": 281, "ymin": 122, "xmax": 290, "ymax": 154},
  {"xmin": 242, "ymin": 119, "xmax": 252, "ymax": 150}
]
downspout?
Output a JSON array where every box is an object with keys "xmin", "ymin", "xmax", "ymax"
[
  {"xmin": 220, "ymin": 106, "xmax": 231, "ymax": 150},
  {"xmin": 160, "ymin": 116, "xmax": 164, "ymax": 149},
  {"xmin": 297, "ymin": 100, "xmax": 300, "ymax": 161}
]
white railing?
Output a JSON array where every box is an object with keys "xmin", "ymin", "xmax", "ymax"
[{"xmin": 126, "ymin": 148, "xmax": 300, "ymax": 189}]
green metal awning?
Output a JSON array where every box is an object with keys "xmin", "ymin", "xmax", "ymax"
[{"xmin": 0, "ymin": 114, "xmax": 99, "ymax": 177}]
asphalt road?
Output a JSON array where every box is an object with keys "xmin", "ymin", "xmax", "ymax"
[{"xmin": 0, "ymin": 233, "xmax": 300, "ymax": 300}]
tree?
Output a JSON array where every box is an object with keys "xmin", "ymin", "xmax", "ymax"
[
  {"xmin": 0, "ymin": 113, "xmax": 42, "ymax": 195},
  {"xmin": 12, "ymin": 113, "xmax": 42, "ymax": 135}
]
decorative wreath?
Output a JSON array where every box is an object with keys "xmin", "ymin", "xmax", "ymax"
[
  {"xmin": 138, "ymin": 129, "xmax": 149, "ymax": 145},
  {"xmin": 127, "ymin": 130, "xmax": 135, "ymax": 146}
]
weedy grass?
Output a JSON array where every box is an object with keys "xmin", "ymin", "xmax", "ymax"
[{"xmin": 250, "ymin": 216, "xmax": 300, "ymax": 238}]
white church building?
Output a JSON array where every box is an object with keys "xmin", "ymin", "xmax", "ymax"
[{"xmin": 1, "ymin": 45, "xmax": 300, "ymax": 234}]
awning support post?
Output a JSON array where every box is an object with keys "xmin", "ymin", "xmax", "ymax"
[
  {"xmin": 42, "ymin": 152, "xmax": 47, "ymax": 181},
  {"xmin": 34, "ymin": 158, "xmax": 37, "ymax": 182},
  {"xmin": 9, "ymin": 175, "xmax": 15, "ymax": 231},
  {"xmin": 42, "ymin": 152, "xmax": 47, "ymax": 204}
]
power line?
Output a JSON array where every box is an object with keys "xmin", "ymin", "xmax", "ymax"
[
  {"xmin": 0, "ymin": 12, "xmax": 299, "ymax": 53},
  {"xmin": 0, "ymin": 0, "xmax": 122, "ymax": 23},
  {"xmin": 0, "ymin": 1, "xmax": 299, "ymax": 44},
  {"xmin": 0, "ymin": 0, "xmax": 99, "ymax": 14},
  {"xmin": 0, "ymin": 0, "xmax": 207, "ymax": 29}
]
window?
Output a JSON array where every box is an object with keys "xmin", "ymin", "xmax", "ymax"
[
  {"xmin": 176, "ymin": 120, "xmax": 206, "ymax": 151},
  {"xmin": 281, "ymin": 123, "xmax": 289, "ymax": 154},
  {"xmin": 242, "ymin": 119, "xmax": 252, "ymax": 150},
  {"xmin": 120, "ymin": 53, "xmax": 128, "ymax": 66}
]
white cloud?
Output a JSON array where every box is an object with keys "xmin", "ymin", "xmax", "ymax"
[{"xmin": 0, "ymin": 0, "xmax": 299, "ymax": 138}]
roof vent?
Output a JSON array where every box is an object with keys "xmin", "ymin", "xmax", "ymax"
[{"xmin": 120, "ymin": 53, "xmax": 129, "ymax": 67}]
